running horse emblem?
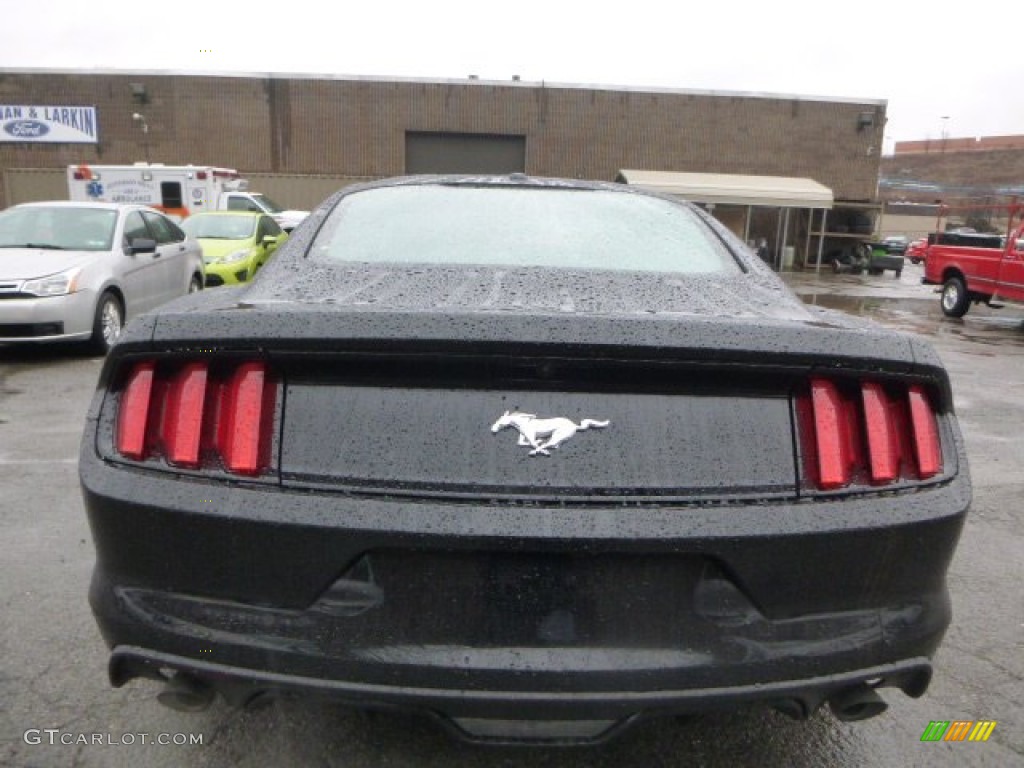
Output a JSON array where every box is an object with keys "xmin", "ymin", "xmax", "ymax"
[{"xmin": 490, "ymin": 410, "xmax": 610, "ymax": 456}]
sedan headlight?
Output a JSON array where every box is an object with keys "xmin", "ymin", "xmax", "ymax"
[
  {"xmin": 215, "ymin": 249, "xmax": 253, "ymax": 265},
  {"xmin": 21, "ymin": 268, "xmax": 82, "ymax": 297}
]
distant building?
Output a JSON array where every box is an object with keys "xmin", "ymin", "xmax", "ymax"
[
  {"xmin": 894, "ymin": 135, "xmax": 1024, "ymax": 154},
  {"xmin": 878, "ymin": 134, "xmax": 1024, "ymax": 238},
  {"xmin": 880, "ymin": 135, "xmax": 1024, "ymax": 205},
  {"xmin": 1, "ymin": 68, "xmax": 888, "ymax": 268}
]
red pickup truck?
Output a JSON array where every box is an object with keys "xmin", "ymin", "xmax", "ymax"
[{"xmin": 923, "ymin": 205, "xmax": 1024, "ymax": 317}]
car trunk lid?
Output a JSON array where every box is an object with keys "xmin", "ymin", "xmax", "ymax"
[{"xmin": 278, "ymin": 352, "xmax": 799, "ymax": 500}]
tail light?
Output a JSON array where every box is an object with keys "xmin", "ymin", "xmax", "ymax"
[
  {"xmin": 114, "ymin": 359, "xmax": 277, "ymax": 476},
  {"xmin": 799, "ymin": 377, "xmax": 943, "ymax": 491}
]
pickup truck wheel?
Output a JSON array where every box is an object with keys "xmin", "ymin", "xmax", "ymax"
[{"xmin": 941, "ymin": 276, "xmax": 970, "ymax": 318}]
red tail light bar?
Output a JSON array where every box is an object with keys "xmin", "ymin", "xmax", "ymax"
[
  {"xmin": 115, "ymin": 360, "xmax": 277, "ymax": 476},
  {"xmin": 801, "ymin": 377, "xmax": 943, "ymax": 490}
]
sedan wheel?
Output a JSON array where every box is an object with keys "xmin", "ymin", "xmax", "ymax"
[
  {"xmin": 940, "ymin": 276, "xmax": 970, "ymax": 318},
  {"xmin": 88, "ymin": 292, "xmax": 124, "ymax": 354}
]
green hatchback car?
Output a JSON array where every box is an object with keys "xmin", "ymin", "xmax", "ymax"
[{"xmin": 182, "ymin": 212, "xmax": 288, "ymax": 286}]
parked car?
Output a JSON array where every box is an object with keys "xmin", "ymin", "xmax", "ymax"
[
  {"xmin": 881, "ymin": 235, "xmax": 909, "ymax": 255},
  {"xmin": 867, "ymin": 242, "xmax": 905, "ymax": 276},
  {"xmin": 906, "ymin": 238, "xmax": 927, "ymax": 264},
  {"xmin": 0, "ymin": 201, "xmax": 204, "ymax": 353},
  {"xmin": 80, "ymin": 176, "xmax": 970, "ymax": 745},
  {"xmin": 181, "ymin": 211, "xmax": 288, "ymax": 286},
  {"xmin": 830, "ymin": 241, "xmax": 903, "ymax": 276}
]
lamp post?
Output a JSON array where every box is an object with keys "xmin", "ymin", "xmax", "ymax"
[
  {"xmin": 940, "ymin": 116, "xmax": 950, "ymax": 153},
  {"xmin": 132, "ymin": 112, "xmax": 150, "ymax": 164}
]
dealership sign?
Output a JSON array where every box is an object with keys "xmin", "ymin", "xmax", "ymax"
[{"xmin": 1, "ymin": 105, "xmax": 98, "ymax": 143}]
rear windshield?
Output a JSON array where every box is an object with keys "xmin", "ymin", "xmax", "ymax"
[{"xmin": 309, "ymin": 185, "xmax": 739, "ymax": 274}]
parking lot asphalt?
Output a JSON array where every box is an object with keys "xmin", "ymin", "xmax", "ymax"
[
  {"xmin": 2, "ymin": 261, "xmax": 1022, "ymax": 767},
  {"xmin": 779, "ymin": 259, "xmax": 937, "ymax": 301}
]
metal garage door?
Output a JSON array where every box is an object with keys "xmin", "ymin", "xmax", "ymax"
[{"xmin": 405, "ymin": 133, "xmax": 526, "ymax": 174}]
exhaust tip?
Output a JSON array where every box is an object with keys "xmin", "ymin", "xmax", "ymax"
[
  {"xmin": 156, "ymin": 673, "xmax": 215, "ymax": 713},
  {"xmin": 771, "ymin": 698, "xmax": 808, "ymax": 720},
  {"xmin": 828, "ymin": 685, "xmax": 888, "ymax": 722}
]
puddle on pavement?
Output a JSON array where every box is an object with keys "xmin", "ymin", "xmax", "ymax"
[
  {"xmin": 800, "ymin": 294, "xmax": 923, "ymax": 315},
  {"xmin": 798, "ymin": 294, "xmax": 1024, "ymax": 348}
]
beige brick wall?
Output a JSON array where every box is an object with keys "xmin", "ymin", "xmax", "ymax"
[{"xmin": 1, "ymin": 72, "xmax": 886, "ymax": 210}]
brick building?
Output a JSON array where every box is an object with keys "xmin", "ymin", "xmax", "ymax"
[
  {"xmin": 1, "ymin": 69, "xmax": 888, "ymax": 267},
  {"xmin": 877, "ymin": 135, "xmax": 1024, "ymax": 240},
  {"xmin": 880, "ymin": 135, "xmax": 1024, "ymax": 205}
]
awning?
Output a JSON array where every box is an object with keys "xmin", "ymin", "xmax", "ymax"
[{"xmin": 616, "ymin": 170, "xmax": 833, "ymax": 209}]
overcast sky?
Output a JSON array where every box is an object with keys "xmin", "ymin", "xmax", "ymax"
[{"xmin": 2, "ymin": 0, "xmax": 1020, "ymax": 154}]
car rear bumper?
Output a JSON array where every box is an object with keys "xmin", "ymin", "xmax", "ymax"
[
  {"xmin": 869, "ymin": 255, "xmax": 904, "ymax": 272},
  {"xmin": 80, "ymin": 442, "xmax": 969, "ymax": 741},
  {"xmin": 108, "ymin": 643, "xmax": 933, "ymax": 743}
]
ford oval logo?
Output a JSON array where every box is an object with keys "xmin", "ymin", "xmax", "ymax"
[{"xmin": 3, "ymin": 120, "xmax": 50, "ymax": 138}]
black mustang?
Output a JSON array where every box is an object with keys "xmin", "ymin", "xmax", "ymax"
[{"xmin": 80, "ymin": 175, "xmax": 970, "ymax": 745}]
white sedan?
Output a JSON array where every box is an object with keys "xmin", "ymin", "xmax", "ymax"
[{"xmin": 0, "ymin": 201, "xmax": 205, "ymax": 353}]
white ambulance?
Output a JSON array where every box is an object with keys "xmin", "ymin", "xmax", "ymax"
[{"xmin": 67, "ymin": 163, "xmax": 309, "ymax": 231}]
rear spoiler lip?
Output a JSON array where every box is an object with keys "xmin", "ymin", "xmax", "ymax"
[{"xmin": 141, "ymin": 306, "xmax": 917, "ymax": 364}]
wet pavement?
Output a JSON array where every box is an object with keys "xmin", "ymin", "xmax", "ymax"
[
  {"xmin": 781, "ymin": 260, "xmax": 935, "ymax": 301},
  {"xmin": 2, "ymin": 261, "xmax": 1022, "ymax": 767},
  {"xmin": 783, "ymin": 260, "xmax": 1024, "ymax": 346}
]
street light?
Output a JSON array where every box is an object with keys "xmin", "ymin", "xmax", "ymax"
[{"xmin": 940, "ymin": 116, "xmax": 950, "ymax": 152}]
